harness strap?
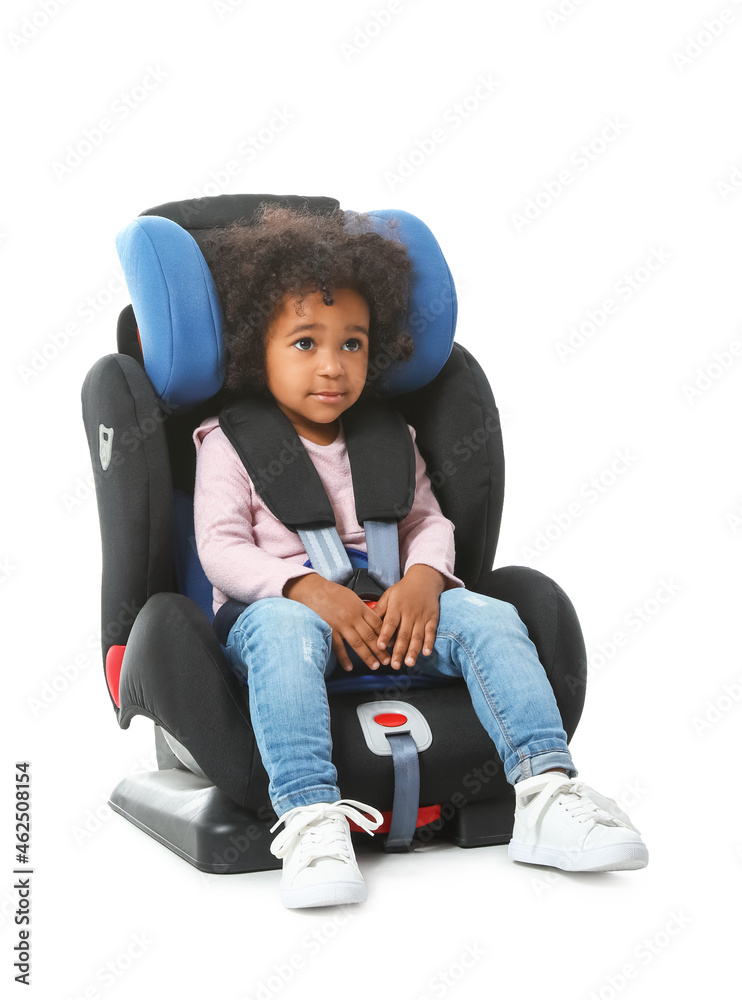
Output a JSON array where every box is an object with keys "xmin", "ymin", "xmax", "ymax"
[
  {"xmin": 214, "ymin": 393, "xmax": 416, "ymax": 642},
  {"xmin": 384, "ymin": 731, "xmax": 421, "ymax": 852},
  {"xmin": 211, "ymin": 529, "xmax": 393, "ymax": 646},
  {"xmin": 364, "ymin": 520, "xmax": 402, "ymax": 590},
  {"xmin": 297, "ymin": 527, "xmax": 354, "ymax": 585}
]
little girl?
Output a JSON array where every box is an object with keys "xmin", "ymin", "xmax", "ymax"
[{"xmin": 193, "ymin": 202, "xmax": 648, "ymax": 909}]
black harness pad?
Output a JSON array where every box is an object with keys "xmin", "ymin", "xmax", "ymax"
[{"xmin": 218, "ymin": 394, "xmax": 416, "ymax": 532}]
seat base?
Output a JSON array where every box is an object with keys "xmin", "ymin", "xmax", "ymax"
[
  {"xmin": 450, "ymin": 794, "xmax": 514, "ymax": 848},
  {"xmin": 109, "ymin": 769, "xmax": 281, "ymax": 874},
  {"xmin": 109, "ymin": 769, "xmax": 515, "ymax": 873}
]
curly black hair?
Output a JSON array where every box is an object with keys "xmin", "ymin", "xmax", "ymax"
[{"xmin": 199, "ymin": 202, "xmax": 415, "ymax": 396}]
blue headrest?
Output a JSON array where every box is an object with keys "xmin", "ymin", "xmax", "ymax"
[
  {"xmin": 115, "ymin": 216, "xmax": 226, "ymax": 408},
  {"xmin": 115, "ymin": 206, "xmax": 456, "ymax": 407}
]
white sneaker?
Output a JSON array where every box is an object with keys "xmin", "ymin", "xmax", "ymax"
[
  {"xmin": 269, "ymin": 799, "xmax": 384, "ymax": 908},
  {"xmin": 508, "ymin": 771, "xmax": 649, "ymax": 872}
]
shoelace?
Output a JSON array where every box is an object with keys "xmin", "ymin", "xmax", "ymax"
[
  {"xmin": 521, "ymin": 776, "xmax": 640, "ymax": 835},
  {"xmin": 269, "ymin": 799, "xmax": 385, "ymax": 864}
]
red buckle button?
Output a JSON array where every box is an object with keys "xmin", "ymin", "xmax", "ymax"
[{"xmin": 373, "ymin": 712, "xmax": 408, "ymax": 728}]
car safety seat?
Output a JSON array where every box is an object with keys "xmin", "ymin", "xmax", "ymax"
[{"xmin": 80, "ymin": 193, "xmax": 587, "ymax": 874}]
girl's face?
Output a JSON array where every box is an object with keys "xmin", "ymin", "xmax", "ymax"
[{"xmin": 264, "ymin": 287, "xmax": 370, "ymax": 445}]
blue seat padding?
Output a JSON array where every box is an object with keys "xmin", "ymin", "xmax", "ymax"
[
  {"xmin": 172, "ymin": 491, "xmax": 214, "ymax": 624},
  {"xmin": 115, "ymin": 216, "xmax": 225, "ymax": 407}
]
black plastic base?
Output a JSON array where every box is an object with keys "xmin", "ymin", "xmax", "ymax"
[
  {"xmin": 109, "ymin": 769, "xmax": 281, "ymax": 874},
  {"xmin": 109, "ymin": 769, "xmax": 515, "ymax": 873},
  {"xmin": 451, "ymin": 794, "xmax": 515, "ymax": 847}
]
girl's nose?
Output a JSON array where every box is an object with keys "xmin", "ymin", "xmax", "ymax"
[{"xmin": 317, "ymin": 350, "xmax": 344, "ymax": 375}]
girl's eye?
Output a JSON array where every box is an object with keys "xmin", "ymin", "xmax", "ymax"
[
  {"xmin": 344, "ymin": 339, "xmax": 362, "ymax": 352},
  {"xmin": 294, "ymin": 338, "xmax": 314, "ymax": 351}
]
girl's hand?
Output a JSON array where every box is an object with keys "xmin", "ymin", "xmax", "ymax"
[
  {"xmin": 283, "ymin": 573, "xmax": 391, "ymax": 672},
  {"xmin": 372, "ymin": 564, "xmax": 446, "ymax": 670}
]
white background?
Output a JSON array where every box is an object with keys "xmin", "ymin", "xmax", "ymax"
[{"xmin": 3, "ymin": 1, "xmax": 741, "ymax": 997}]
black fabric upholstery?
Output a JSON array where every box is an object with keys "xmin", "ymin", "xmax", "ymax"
[
  {"xmin": 140, "ymin": 192, "xmax": 341, "ymax": 251},
  {"xmin": 394, "ymin": 343, "xmax": 504, "ymax": 588},
  {"xmin": 219, "ymin": 393, "xmax": 416, "ymax": 531},
  {"xmin": 116, "ymin": 304, "xmax": 143, "ymax": 365},
  {"xmin": 81, "ymin": 354, "xmax": 174, "ymax": 713},
  {"xmin": 117, "ymin": 593, "xmax": 271, "ymax": 812},
  {"xmin": 476, "ymin": 566, "xmax": 587, "ymax": 739}
]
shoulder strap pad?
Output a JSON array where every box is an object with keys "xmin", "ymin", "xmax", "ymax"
[
  {"xmin": 218, "ymin": 394, "xmax": 415, "ymax": 531},
  {"xmin": 343, "ymin": 400, "xmax": 415, "ymax": 524},
  {"xmin": 219, "ymin": 393, "xmax": 333, "ymax": 531}
]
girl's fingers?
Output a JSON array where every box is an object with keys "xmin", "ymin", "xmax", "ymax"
[
  {"xmin": 423, "ymin": 620, "xmax": 438, "ymax": 657},
  {"xmin": 362, "ymin": 606, "xmax": 384, "ymax": 634},
  {"xmin": 372, "ymin": 593, "xmax": 388, "ymax": 619},
  {"xmin": 401, "ymin": 625, "xmax": 427, "ymax": 667},
  {"xmin": 391, "ymin": 613, "xmax": 438, "ymax": 668},
  {"xmin": 345, "ymin": 621, "xmax": 389, "ymax": 671},
  {"xmin": 361, "ymin": 610, "xmax": 390, "ymax": 664},
  {"xmin": 390, "ymin": 616, "xmax": 415, "ymax": 668},
  {"xmin": 332, "ymin": 636, "xmax": 354, "ymax": 672},
  {"xmin": 376, "ymin": 610, "xmax": 400, "ymax": 652}
]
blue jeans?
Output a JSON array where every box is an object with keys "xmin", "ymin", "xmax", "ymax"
[{"xmin": 224, "ymin": 588, "xmax": 577, "ymax": 817}]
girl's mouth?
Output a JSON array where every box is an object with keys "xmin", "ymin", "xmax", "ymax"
[{"xmin": 311, "ymin": 392, "xmax": 344, "ymax": 402}]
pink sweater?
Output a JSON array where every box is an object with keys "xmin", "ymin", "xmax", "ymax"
[{"xmin": 193, "ymin": 414, "xmax": 464, "ymax": 616}]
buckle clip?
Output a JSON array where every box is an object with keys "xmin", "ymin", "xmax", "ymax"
[{"xmin": 346, "ymin": 567, "xmax": 385, "ymax": 604}]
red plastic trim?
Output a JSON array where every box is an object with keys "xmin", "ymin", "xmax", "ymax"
[
  {"xmin": 348, "ymin": 804, "xmax": 441, "ymax": 834},
  {"xmin": 105, "ymin": 645, "xmax": 126, "ymax": 707}
]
